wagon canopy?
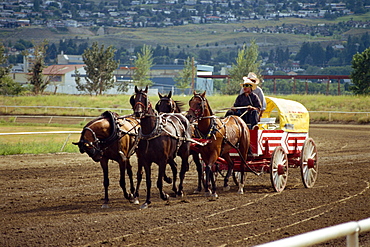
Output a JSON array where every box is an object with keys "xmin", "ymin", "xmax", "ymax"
[{"xmin": 262, "ymin": 96, "xmax": 309, "ymax": 132}]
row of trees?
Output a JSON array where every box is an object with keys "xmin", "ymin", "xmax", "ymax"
[
  {"xmin": 6, "ymin": 32, "xmax": 368, "ymax": 69},
  {"xmin": 294, "ymin": 33, "xmax": 370, "ymax": 67}
]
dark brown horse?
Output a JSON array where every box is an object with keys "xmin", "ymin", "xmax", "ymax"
[
  {"xmin": 130, "ymin": 86, "xmax": 192, "ymax": 209},
  {"xmin": 186, "ymin": 91, "xmax": 250, "ymax": 199},
  {"xmin": 155, "ymin": 91, "xmax": 204, "ymax": 193},
  {"xmin": 73, "ymin": 111, "xmax": 139, "ymax": 208},
  {"xmin": 155, "ymin": 91, "xmax": 185, "ymax": 114}
]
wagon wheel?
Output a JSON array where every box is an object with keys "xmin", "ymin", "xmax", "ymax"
[
  {"xmin": 270, "ymin": 146, "xmax": 288, "ymax": 192},
  {"xmin": 300, "ymin": 138, "xmax": 318, "ymax": 188}
]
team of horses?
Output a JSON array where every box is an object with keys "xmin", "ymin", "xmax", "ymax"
[{"xmin": 74, "ymin": 86, "xmax": 250, "ymax": 209}]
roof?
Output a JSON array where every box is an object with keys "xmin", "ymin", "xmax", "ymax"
[{"xmin": 43, "ymin": 64, "xmax": 85, "ymax": 75}]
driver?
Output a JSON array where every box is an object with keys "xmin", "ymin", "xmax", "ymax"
[{"xmin": 225, "ymin": 74, "xmax": 261, "ymax": 129}]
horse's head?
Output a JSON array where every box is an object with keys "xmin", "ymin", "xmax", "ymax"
[
  {"xmin": 130, "ymin": 85, "xmax": 153, "ymax": 118},
  {"xmin": 155, "ymin": 91, "xmax": 176, "ymax": 113},
  {"xmin": 186, "ymin": 91, "xmax": 212, "ymax": 122},
  {"xmin": 73, "ymin": 126, "xmax": 103, "ymax": 162},
  {"xmin": 73, "ymin": 117, "xmax": 111, "ymax": 162}
]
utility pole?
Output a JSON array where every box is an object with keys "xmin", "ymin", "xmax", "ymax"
[{"xmin": 191, "ymin": 57, "xmax": 195, "ymax": 92}]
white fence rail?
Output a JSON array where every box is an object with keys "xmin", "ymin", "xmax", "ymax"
[
  {"xmin": 0, "ymin": 131, "xmax": 81, "ymax": 136},
  {"xmin": 0, "ymin": 131, "xmax": 81, "ymax": 152},
  {"xmin": 0, "ymin": 105, "xmax": 132, "ymax": 113},
  {"xmin": 255, "ymin": 217, "xmax": 370, "ymax": 247}
]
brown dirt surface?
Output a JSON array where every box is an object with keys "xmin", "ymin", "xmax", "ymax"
[{"xmin": 1, "ymin": 124, "xmax": 370, "ymax": 247}]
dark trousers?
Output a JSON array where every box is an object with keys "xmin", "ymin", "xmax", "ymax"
[{"xmin": 225, "ymin": 109, "xmax": 259, "ymax": 129}]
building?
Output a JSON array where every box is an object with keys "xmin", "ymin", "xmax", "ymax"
[{"xmin": 12, "ymin": 54, "xmax": 214, "ymax": 95}]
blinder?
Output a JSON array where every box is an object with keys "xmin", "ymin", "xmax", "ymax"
[{"xmin": 73, "ymin": 127, "xmax": 103, "ymax": 161}]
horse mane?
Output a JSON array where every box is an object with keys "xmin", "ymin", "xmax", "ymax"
[{"xmin": 174, "ymin": 100, "xmax": 185, "ymax": 113}]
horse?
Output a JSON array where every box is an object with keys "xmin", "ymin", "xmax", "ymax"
[
  {"xmin": 130, "ymin": 86, "xmax": 192, "ymax": 209},
  {"xmin": 155, "ymin": 91, "xmax": 185, "ymax": 114},
  {"xmin": 73, "ymin": 111, "xmax": 139, "ymax": 208},
  {"xmin": 155, "ymin": 91, "xmax": 204, "ymax": 194},
  {"xmin": 186, "ymin": 91, "xmax": 250, "ymax": 199}
]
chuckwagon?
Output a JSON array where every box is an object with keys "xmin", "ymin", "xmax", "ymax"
[{"xmin": 190, "ymin": 96, "xmax": 318, "ymax": 193}]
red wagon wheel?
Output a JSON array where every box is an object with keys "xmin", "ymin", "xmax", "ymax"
[
  {"xmin": 300, "ymin": 138, "xmax": 318, "ymax": 188},
  {"xmin": 270, "ymin": 146, "xmax": 288, "ymax": 192}
]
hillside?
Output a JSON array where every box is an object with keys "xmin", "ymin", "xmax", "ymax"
[{"xmin": 2, "ymin": 15, "xmax": 370, "ymax": 54}]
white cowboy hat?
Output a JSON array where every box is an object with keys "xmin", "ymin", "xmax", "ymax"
[{"xmin": 240, "ymin": 72, "xmax": 260, "ymax": 90}]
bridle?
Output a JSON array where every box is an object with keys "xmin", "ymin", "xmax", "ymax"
[
  {"xmin": 188, "ymin": 94, "xmax": 207, "ymax": 119},
  {"xmin": 74, "ymin": 111, "xmax": 122, "ymax": 161},
  {"xmin": 77, "ymin": 126, "xmax": 104, "ymax": 159},
  {"xmin": 156, "ymin": 97, "xmax": 176, "ymax": 113},
  {"xmin": 132, "ymin": 91, "xmax": 154, "ymax": 117}
]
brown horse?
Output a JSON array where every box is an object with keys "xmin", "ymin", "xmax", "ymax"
[
  {"xmin": 155, "ymin": 91, "xmax": 204, "ymax": 193},
  {"xmin": 186, "ymin": 91, "xmax": 250, "ymax": 199},
  {"xmin": 73, "ymin": 111, "xmax": 139, "ymax": 208},
  {"xmin": 130, "ymin": 86, "xmax": 192, "ymax": 209}
]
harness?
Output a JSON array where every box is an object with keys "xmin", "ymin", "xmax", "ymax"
[{"xmin": 76, "ymin": 111, "xmax": 139, "ymax": 158}]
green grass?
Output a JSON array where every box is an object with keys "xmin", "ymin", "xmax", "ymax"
[{"xmin": 0, "ymin": 124, "xmax": 82, "ymax": 155}]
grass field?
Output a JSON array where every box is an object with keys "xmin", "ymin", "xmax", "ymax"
[
  {"xmin": 0, "ymin": 125, "xmax": 81, "ymax": 155},
  {"xmin": 1, "ymin": 94, "xmax": 369, "ymax": 155}
]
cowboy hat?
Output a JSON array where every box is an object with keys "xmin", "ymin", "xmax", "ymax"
[{"xmin": 240, "ymin": 72, "xmax": 260, "ymax": 90}]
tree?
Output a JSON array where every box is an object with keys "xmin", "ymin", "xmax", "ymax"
[
  {"xmin": 132, "ymin": 44, "xmax": 154, "ymax": 88},
  {"xmin": 0, "ymin": 44, "xmax": 25, "ymax": 95},
  {"xmin": 223, "ymin": 39, "xmax": 260, "ymax": 95},
  {"xmin": 28, "ymin": 40, "xmax": 49, "ymax": 95},
  {"xmin": 0, "ymin": 44, "xmax": 11, "ymax": 80},
  {"xmin": 174, "ymin": 57, "xmax": 194, "ymax": 94},
  {"xmin": 77, "ymin": 42, "xmax": 119, "ymax": 95},
  {"xmin": 350, "ymin": 47, "xmax": 370, "ymax": 95}
]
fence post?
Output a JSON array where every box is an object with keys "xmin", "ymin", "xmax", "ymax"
[
  {"xmin": 60, "ymin": 134, "xmax": 71, "ymax": 152},
  {"xmin": 346, "ymin": 228, "xmax": 359, "ymax": 247}
]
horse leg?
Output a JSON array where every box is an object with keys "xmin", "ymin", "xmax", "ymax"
[
  {"xmin": 133, "ymin": 161, "xmax": 143, "ymax": 205},
  {"xmin": 126, "ymin": 161, "xmax": 136, "ymax": 201},
  {"xmin": 222, "ymin": 154, "xmax": 234, "ymax": 192},
  {"xmin": 168, "ymin": 160, "xmax": 178, "ymax": 194},
  {"xmin": 204, "ymin": 164, "xmax": 212, "ymax": 197},
  {"xmin": 100, "ymin": 158, "xmax": 110, "ymax": 208},
  {"xmin": 141, "ymin": 163, "xmax": 152, "ymax": 209},
  {"xmin": 177, "ymin": 155, "xmax": 190, "ymax": 198},
  {"xmin": 164, "ymin": 161, "xmax": 177, "ymax": 185},
  {"xmin": 119, "ymin": 160, "xmax": 134, "ymax": 203},
  {"xmin": 191, "ymin": 151, "xmax": 203, "ymax": 194},
  {"xmin": 209, "ymin": 164, "xmax": 218, "ymax": 201},
  {"xmin": 238, "ymin": 163, "xmax": 245, "ymax": 195},
  {"xmin": 157, "ymin": 163, "xmax": 169, "ymax": 201}
]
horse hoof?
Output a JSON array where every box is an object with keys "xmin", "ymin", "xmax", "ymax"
[
  {"xmin": 177, "ymin": 191, "xmax": 184, "ymax": 198},
  {"xmin": 209, "ymin": 193, "xmax": 218, "ymax": 201},
  {"xmin": 101, "ymin": 203, "xmax": 109, "ymax": 209},
  {"xmin": 140, "ymin": 203, "xmax": 149, "ymax": 210},
  {"xmin": 204, "ymin": 191, "xmax": 211, "ymax": 197},
  {"xmin": 193, "ymin": 189, "xmax": 201, "ymax": 194},
  {"xmin": 223, "ymin": 185, "xmax": 230, "ymax": 191},
  {"xmin": 133, "ymin": 198, "xmax": 139, "ymax": 205},
  {"xmin": 237, "ymin": 189, "xmax": 244, "ymax": 195}
]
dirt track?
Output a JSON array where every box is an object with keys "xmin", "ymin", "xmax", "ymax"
[{"xmin": 1, "ymin": 124, "xmax": 370, "ymax": 247}]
